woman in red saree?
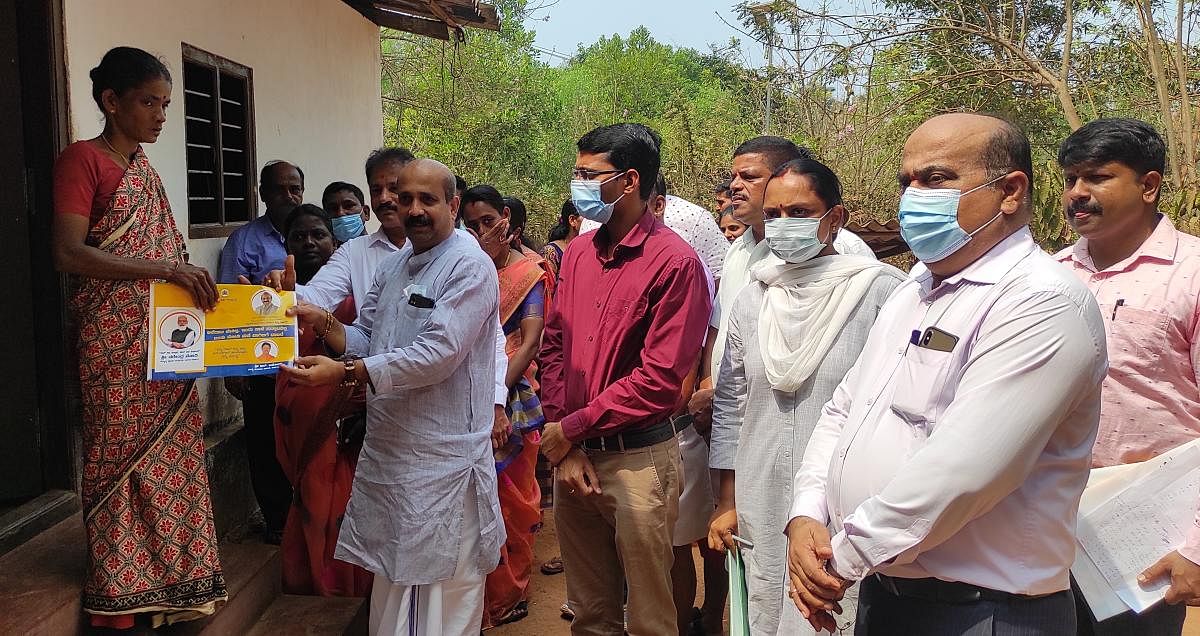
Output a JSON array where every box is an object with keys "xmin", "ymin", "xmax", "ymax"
[
  {"xmin": 51, "ymin": 47, "xmax": 225, "ymax": 631},
  {"xmin": 272, "ymin": 205, "xmax": 372, "ymax": 597},
  {"xmin": 462, "ymin": 187, "xmax": 554, "ymax": 628}
]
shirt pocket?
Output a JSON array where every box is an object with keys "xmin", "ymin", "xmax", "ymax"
[
  {"xmin": 1107, "ymin": 305, "xmax": 1171, "ymax": 362},
  {"xmin": 400, "ymin": 298, "xmax": 435, "ymax": 325},
  {"xmin": 601, "ymin": 295, "xmax": 648, "ymax": 331},
  {"xmin": 890, "ymin": 345, "xmax": 953, "ymax": 431}
]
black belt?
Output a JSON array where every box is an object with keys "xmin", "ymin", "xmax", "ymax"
[
  {"xmin": 873, "ymin": 574, "xmax": 1048, "ymax": 605},
  {"xmin": 580, "ymin": 415, "xmax": 692, "ymax": 452}
]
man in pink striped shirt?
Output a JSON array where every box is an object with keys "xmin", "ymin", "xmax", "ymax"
[{"xmin": 1055, "ymin": 117, "xmax": 1200, "ymax": 635}]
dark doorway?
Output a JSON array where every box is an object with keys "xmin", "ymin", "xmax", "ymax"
[{"xmin": 0, "ymin": 0, "xmax": 77, "ymax": 549}]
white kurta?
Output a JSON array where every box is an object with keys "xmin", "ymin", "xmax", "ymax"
[
  {"xmin": 711, "ymin": 262, "xmax": 902, "ymax": 635},
  {"xmin": 336, "ymin": 231, "xmax": 505, "ymax": 586}
]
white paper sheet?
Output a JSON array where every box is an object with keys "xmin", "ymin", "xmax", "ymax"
[
  {"xmin": 1073, "ymin": 440, "xmax": 1200, "ymax": 620},
  {"xmin": 1072, "ymin": 463, "xmax": 1146, "ymax": 621}
]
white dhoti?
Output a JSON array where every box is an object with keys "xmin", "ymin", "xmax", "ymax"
[
  {"xmin": 368, "ymin": 484, "xmax": 485, "ymax": 636},
  {"xmin": 673, "ymin": 426, "xmax": 715, "ymax": 546}
]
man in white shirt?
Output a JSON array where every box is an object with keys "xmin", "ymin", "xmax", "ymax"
[
  {"xmin": 785, "ymin": 113, "xmax": 1108, "ymax": 634},
  {"xmin": 260, "ymin": 147, "xmax": 511, "ymax": 413},
  {"xmin": 282, "ymin": 158, "xmax": 503, "ymax": 636},
  {"xmin": 691, "ymin": 137, "xmax": 875, "ymax": 419}
]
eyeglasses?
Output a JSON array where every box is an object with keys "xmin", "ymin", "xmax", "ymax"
[{"xmin": 571, "ymin": 168, "xmax": 624, "ymax": 180}]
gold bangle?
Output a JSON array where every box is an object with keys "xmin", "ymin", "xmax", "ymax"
[{"xmin": 316, "ymin": 310, "xmax": 334, "ymax": 340}]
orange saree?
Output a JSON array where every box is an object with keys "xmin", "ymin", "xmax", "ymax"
[
  {"xmin": 274, "ymin": 296, "xmax": 372, "ymax": 597},
  {"xmin": 71, "ymin": 147, "xmax": 226, "ymax": 626},
  {"xmin": 482, "ymin": 250, "xmax": 554, "ymax": 629}
]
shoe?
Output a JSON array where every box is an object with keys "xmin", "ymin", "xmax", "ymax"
[{"xmin": 560, "ymin": 602, "xmax": 575, "ymax": 620}]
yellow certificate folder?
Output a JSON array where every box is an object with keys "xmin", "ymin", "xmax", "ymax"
[{"xmin": 148, "ymin": 283, "xmax": 298, "ymax": 380}]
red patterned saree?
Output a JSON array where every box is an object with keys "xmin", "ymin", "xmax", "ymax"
[{"xmin": 70, "ymin": 147, "xmax": 226, "ymax": 625}]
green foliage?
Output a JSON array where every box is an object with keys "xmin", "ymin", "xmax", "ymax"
[
  {"xmin": 381, "ymin": 0, "xmax": 1199, "ymax": 251},
  {"xmin": 382, "ymin": 10, "xmax": 763, "ymax": 244}
]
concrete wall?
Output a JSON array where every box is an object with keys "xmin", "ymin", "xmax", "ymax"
[{"xmin": 62, "ymin": 0, "xmax": 383, "ymax": 437}]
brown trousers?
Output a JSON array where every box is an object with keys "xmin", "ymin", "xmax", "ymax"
[{"xmin": 555, "ymin": 436, "xmax": 682, "ymax": 635}]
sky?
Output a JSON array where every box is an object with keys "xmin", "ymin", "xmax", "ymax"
[{"xmin": 521, "ymin": 0, "xmax": 765, "ymax": 66}]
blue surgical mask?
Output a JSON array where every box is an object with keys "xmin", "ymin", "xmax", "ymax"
[
  {"xmin": 330, "ymin": 214, "xmax": 365, "ymax": 243},
  {"xmin": 763, "ymin": 211, "xmax": 830, "ymax": 263},
  {"xmin": 570, "ymin": 172, "xmax": 627, "ymax": 224},
  {"xmin": 898, "ymin": 175, "xmax": 1006, "ymax": 263}
]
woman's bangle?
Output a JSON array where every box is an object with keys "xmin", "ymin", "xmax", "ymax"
[
  {"xmin": 165, "ymin": 259, "xmax": 182, "ymax": 281},
  {"xmin": 316, "ymin": 310, "xmax": 334, "ymax": 340}
]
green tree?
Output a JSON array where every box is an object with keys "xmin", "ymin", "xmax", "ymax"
[{"xmin": 381, "ymin": 14, "xmax": 764, "ymax": 243}]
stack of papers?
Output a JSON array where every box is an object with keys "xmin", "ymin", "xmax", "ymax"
[{"xmin": 1072, "ymin": 439, "xmax": 1200, "ymax": 621}]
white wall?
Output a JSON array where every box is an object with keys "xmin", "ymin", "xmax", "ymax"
[
  {"xmin": 63, "ymin": 0, "xmax": 383, "ymax": 426},
  {"xmin": 63, "ymin": 0, "xmax": 384, "ymax": 273}
]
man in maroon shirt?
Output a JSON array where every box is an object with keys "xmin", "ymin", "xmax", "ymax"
[{"xmin": 540, "ymin": 124, "xmax": 712, "ymax": 635}]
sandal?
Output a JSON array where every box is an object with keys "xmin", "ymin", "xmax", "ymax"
[
  {"xmin": 496, "ymin": 601, "xmax": 529, "ymax": 626},
  {"xmin": 540, "ymin": 556, "xmax": 565, "ymax": 575}
]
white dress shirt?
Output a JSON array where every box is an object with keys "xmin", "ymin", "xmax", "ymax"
[
  {"xmin": 297, "ymin": 228, "xmax": 509, "ymax": 405},
  {"xmin": 298, "ymin": 229, "xmax": 398, "ymax": 316},
  {"xmin": 790, "ymin": 227, "xmax": 1108, "ymax": 595},
  {"xmin": 710, "ymin": 231, "xmax": 774, "ymax": 380},
  {"xmin": 833, "ymin": 228, "xmax": 876, "ymax": 259}
]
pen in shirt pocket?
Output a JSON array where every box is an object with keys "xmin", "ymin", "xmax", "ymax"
[{"xmin": 1111, "ymin": 298, "xmax": 1124, "ymax": 321}]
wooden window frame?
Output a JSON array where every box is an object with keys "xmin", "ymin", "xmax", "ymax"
[{"xmin": 181, "ymin": 43, "xmax": 257, "ymax": 239}]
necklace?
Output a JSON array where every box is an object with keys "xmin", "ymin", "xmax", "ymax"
[{"xmin": 100, "ymin": 134, "xmax": 132, "ymax": 168}]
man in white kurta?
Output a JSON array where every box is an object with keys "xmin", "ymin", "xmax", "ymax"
[{"xmin": 282, "ymin": 159, "xmax": 504, "ymax": 636}]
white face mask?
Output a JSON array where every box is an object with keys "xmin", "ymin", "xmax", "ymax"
[{"xmin": 763, "ymin": 210, "xmax": 831, "ymax": 263}]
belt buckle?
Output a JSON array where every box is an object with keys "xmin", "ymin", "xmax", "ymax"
[{"xmin": 595, "ymin": 435, "xmax": 624, "ymax": 452}]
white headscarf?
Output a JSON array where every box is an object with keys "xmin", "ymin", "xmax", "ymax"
[{"xmin": 752, "ymin": 253, "xmax": 904, "ymax": 392}]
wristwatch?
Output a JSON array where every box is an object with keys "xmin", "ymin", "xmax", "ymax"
[{"xmin": 341, "ymin": 359, "xmax": 360, "ymax": 387}]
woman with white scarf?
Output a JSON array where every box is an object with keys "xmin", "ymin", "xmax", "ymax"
[{"xmin": 707, "ymin": 157, "xmax": 905, "ymax": 635}]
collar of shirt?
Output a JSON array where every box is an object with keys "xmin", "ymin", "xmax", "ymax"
[
  {"xmin": 253, "ymin": 213, "xmax": 286, "ymax": 244},
  {"xmin": 408, "ymin": 231, "xmax": 460, "ymax": 272},
  {"xmin": 733, "ymin": 224, "xmax": 758, "ymax": 250},
  {"xmin": 367, "ymin": 228, "xmax": 402, "ymax": 252},
  {"xmin": 589, "ymin": 208, "xmax": 657, "ymax": 264},
  {"xmin": 1059, "ymin": 213, "xmax": 1176, "ymax": 274},
  {"xmin": 910, "ymin": 226, "xmax": 1037, "ymax": 299},
  {"xmin": 728, "ymin": 226, "xmax": 773, "ymax": 265}
]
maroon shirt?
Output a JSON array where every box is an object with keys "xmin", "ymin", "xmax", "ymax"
[{"xmin": 540, "ymin": 209, "xmax": 712, "ymax": 442}]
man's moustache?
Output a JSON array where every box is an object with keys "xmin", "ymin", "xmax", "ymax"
[
  {"xmin": 405, "ymin": 216, "xmax": 432, "ymax": 228},
  {"xmin": 1067, "ymin": 201, "xmax": 1103, "ymax": 216}
]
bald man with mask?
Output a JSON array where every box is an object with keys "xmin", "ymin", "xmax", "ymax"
[
  {"xmin": 282, "ymin": 158, "xmax": 504, "ymax": 636},
  {"xmin": 785, "ymin": 114, "xmax": 1107, "ymax": 634}
]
